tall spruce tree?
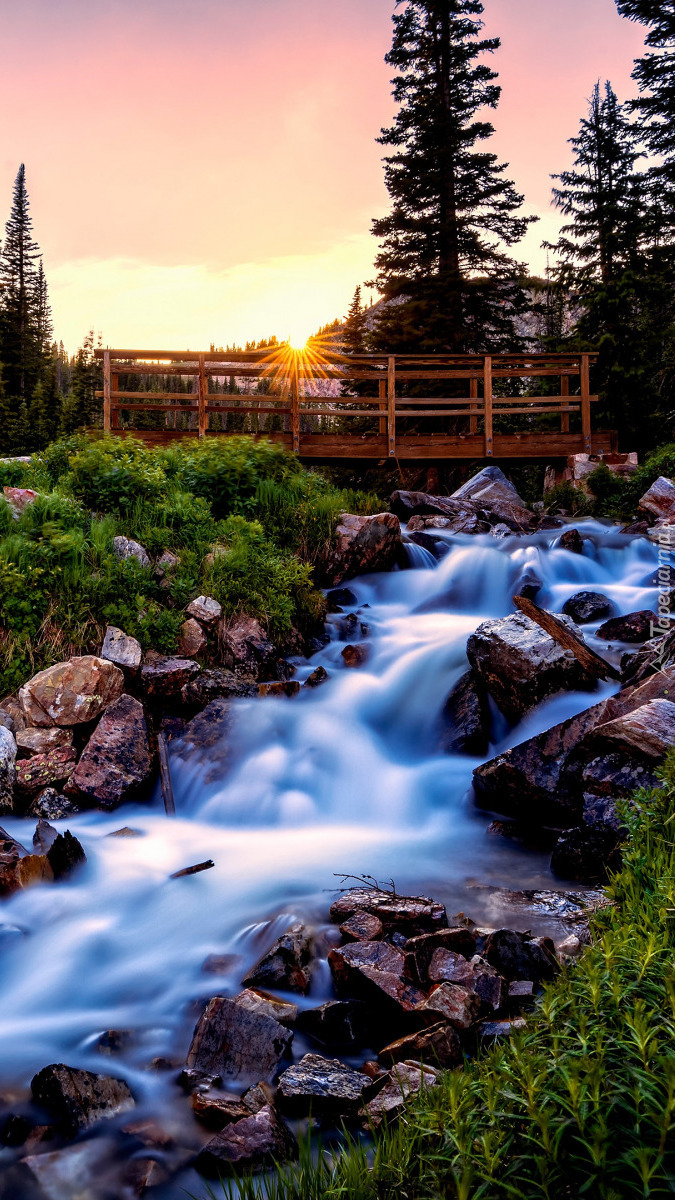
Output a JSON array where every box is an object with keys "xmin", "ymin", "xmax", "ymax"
[
  {"xmin": 616, "ymin": 2, "xmax": 675, "ymax": 207},
  {"xmin": 0, "ymin": 165, "xmax": 42, "ymax": 399},
  {"xmin": 370, "ymin": 0, "xmax": 534, "ymax": 354}
]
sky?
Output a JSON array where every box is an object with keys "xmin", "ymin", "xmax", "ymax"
[{"xmin": 0, "ymin": 0, "xmax": 647, "ymax": 353}]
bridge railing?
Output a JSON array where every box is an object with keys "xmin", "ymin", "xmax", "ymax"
[{"xmin": 94, "ymin": 349, "xmax": 599, "ymax": 459}]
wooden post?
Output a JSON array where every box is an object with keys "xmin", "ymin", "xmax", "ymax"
[
  {"xmin": 483, "ymin": 356, "xmax": 493, "ymax": 457},
  {"xmin": 580, "ymin": 354, "xmax": 591, "ymax": 452},
  {"xmin": 387, "ymin": 356, "xmax": 396, "ymax": 458},
  {"xmin": 560, "ymin": 375, "xmax": 570, "ymax": 433},
  {"xmin": 103, "ymin": 351, "xmax": 111, "ymax": 432},
  {"xmin": 469, "ymin": 376, "xmax": 478, "ymax": 435},
  {"xmin": 379, "ymin": 378, "xmax": 387, "ymax": 436},
  {"xmin": 112, "ymin": 371, "xmax": 119, "ymax": 431},
  {"xmin": 198, "ymin": 354, "xmax": 207, "ymax": 438},
  {"xmin": 291, "ymin": 354, "xmax": 300, "ymax": 453}
]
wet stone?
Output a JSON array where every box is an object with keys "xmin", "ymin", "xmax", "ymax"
[
  {"xmin": 416, "ymin": 983, "xmax": 482, "ymax": 1030},
  {"xmin": 597, "ymin": 610, "xmax": 658, "ymax": 643},
  {"xmin": 484, "ymin": 929, "xmax": 559, "ymax": 982},
  {"xmin": 562, "ymin": 591, "xmax": 613, "ymax": 624},
  {"xmin": 330, "ymin": 887, "xmax": 447, "ymax": 934},
  {"xmin": 328, "ymin": 940, "xmax": 424, "ymax": 1015},
  {"xmin": 47, "ymin": 831, "xmax": 87, "ymax": 881},
  {"xmin": 440, "ymin": 670, "xmax": 491, "ymax": 756},
  {"xmin": 477, "ymin": 1017, "xmax": 527, "ymax": 1039},
  {"xmin": 185, "ymin": 996, "xmax": 293, "ymax": 1087},
  {"xmin": 559, "ymin": 528, "xmax": 584, "ymax": 554},
  {"xmin": 339, "ymin": 910, "xmax": 384, "ymax": 942},
  {"xmin": 191, "ymin": 1092, "xmax": 252, "ymax": 1131},
  {"xmin": 378, "ymin": 1022, "xmax": 462, "ymax": 1069},
  {"xmin": 342, "ymin": 643, "xmax": 370, "ymax": 668},
  {"xmin": 404, "ymin": 927, "xmax": 477, "ymax": 977},
  {"xmin": 243, "ymin": 922, "xmax": 313, "ymax": 994},
  {"xmin": 195, "ymin": 1104, "xmax": 298, "ymax": 1178},
  {"xmin": 551, "ymin": 825, "xmax": 622, "ymax": 883},
  {"xmin": 359, "ymin": 1061, "xmax": 440, "ymax": 1128},
  {"xmin": 276, "ymin": 1053, "xmax": 378, "ymax": 1119},
  {"xmin": 257, "ymin": 680, "xmax": 301, "ymax": 698},
  {"xmin": 242, "ymin": 1081, "xmax": 276, "ymax": 1113},
  {"xmin": 305, "ymin": 665, "xmax": 329, "ymax": 688},
  {"xmin": 296, "ymin": 1000, "xmax": 369, "ymax": 1047},
  {"xmin": 327, "ymin": 588, "xmax": 358, "ymax": 611},
  {"xmin": 31, "ymin": 1063, "xmax": 135, "ymax": 1135},
  {"xmin": 233, "ymin": 988, "xmax": 298, "ymax": 1027}
]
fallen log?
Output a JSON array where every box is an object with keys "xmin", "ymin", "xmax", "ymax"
[
  {"xmin": 170, "ymin": 860, "xmax": 215, "ymax": 880},
  {"xmin": 513, "ymin": 594, "xmax": 621, "ymax": 682},
  {"xmin": 157, "ymin": 733, "xmax": 176, "ymax": 816}
]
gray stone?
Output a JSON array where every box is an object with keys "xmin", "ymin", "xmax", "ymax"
[
  {"xmin": 276, "ymin": 1053, "xmax": 378, "ymax": 1118},
  {"xmin": 185, "ymin": 996, "xmax": 293, "ymax": 1087},
  {"xmin": 101, "ymin": 626, "xmax": 142, "ymax": 675},
  {"xmin": 243, "ymin": 923, "xmax": 313, "ymax": 994},
  {"xmin": 195, "ymin": 1105, "xmax": 298, "ymax": 1177},
  {"xmin": 359, "ymin": 1061, "xmax": 440, "ymax": 1128},
  {"xmin": 562, "ymin": 591, "xmax": 613, "ymax": 624},
  {"xmin": 0, "ymin": 726, "xmax": 17, "ymax": 816},
  {"xmin": 187, "ymin": 595, "xmax": 222, "ymax": 628},
  {"xmin": 112, "ymin": 536, "xmax": 151, "ymax": 569},
  {"xmin": 181, "ymin": 669, "xmax": 257, "ymax": 708},
  {"xmin": 31, "ymin": 1064, "xmax": 134, "ymax": 1135},
  {"xmin": 29, "ymin": 789, "xmax": 80, "ymax": 821}
]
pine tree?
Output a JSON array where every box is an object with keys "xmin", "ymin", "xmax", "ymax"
[
  {"xmin": 0, "ymin": 165, "xmax": 42, "ymax": 398},
  {"xmin": 60, "ymin": 331, "xmax": 102, "ymax": 434},
  {"xmin": 616, "ymin": 2, "xmax": 675, "ymax": 205},
  {"xmin": 343, "ymin": 286, "xmax": 367, "ymax": 355},
  {"xmin": 370, "ymin": 0, "xmax": 535, "ymax": 354}
]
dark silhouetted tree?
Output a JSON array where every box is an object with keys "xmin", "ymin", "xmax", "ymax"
[{"xmin": 0, "ymin": 165, "xmax": 42, "ymax": 398}]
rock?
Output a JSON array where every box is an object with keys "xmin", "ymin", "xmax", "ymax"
[
  {"xmin": 177, "ymin": 618, "xmax": 207, "ymax": 658},
  {"xmin": 276, "ymin": 1053, "xmax": 378, "ymax": 1119},
  {"xmin": 100, "ymin": 626, "xmax": 143, "ymax": 676},
  {"xmin": 305, "ymin": 666, "xmax": 329, "ymax": 688},
  {"xmin": 141, "ymin": 654, "xmax": 200, "ymax": 700},
  {"xmin": 15, "ymin": 749, "xmax": 77, "ymax": 797},
  {"xmin": 0, "ymin": 695, "xmax": 25, "ymax": 731},
  {"xmin": 562, "ymin": 591, "xmax": 613, "ymax": 624},
  {"xmin": 327, "ymin": 587, "xmax": 358, "ymax": 610},
  {"xmin": 638, "ymin": 476, "xmax": 675, "ymax": 520},
  {"xmin": 417, "ymin": 982, "xmax": 481, "ymax": 1029},
  {"xmin": 483, "ymin": 929, "xmax": 559, "ymax": 982},
  {"xmin": 404, "ymin": 928, "xmax": 477, "ymax": 978},
  {"xmin": 557, "ymin": 935, "xmax": 582, "ymax": 959},
  {"xmin": 514, "ymin": 570, "xmax": 542, "ymax": 602},
  {"xmin": 181, "ymin": 669, "xmax": 257, "ymax": 708},
  {"xmin": 155, "ymin": 549, "xmax": 180, "ymax": 580},
  {"xmin": 96, "ymin": 1029, "xmax": 131, "ymax": 1056},
  {"xmin": 233, "ymin": 988, "xmax": 298, "ymax": 1028},
  {"xmin": 0, "ymin": 726, "xmax": 16, "ymax": 815},
  {"xmin": 621, "ymin": 628, "xmax": 675, "ymax": 686},
  {"xmin": 440, "ymin": 669, "xmax": 491, "ymax": 756},
  {"xmin": 378, "ymin": 1023, "xmax": 462, "ymax": 1068},
  {"xmin": 31, "ymin": 1064, "xmax": 134, "ymax": 1135},
  {"xmin": 588, "ymin": 698, "xmax": 675, "ymax": 760},
  {"xmin": 19, "ymin": 657, "xmax": 124, "ymax": 728},
  {"xmin": 469, "ymin": 958, "xmax": 509, "ymax": 1012},
  {"xmin": 33, "ymin": 819, "xmax": 58, "ymax": 854},
  {"xmin": 452, "ymin": 465, "xmax": 526, "ymax": 509},
  {"xmin": 201, "ymin": 953, "xmax": 240, "ymax": 975},
  {"xmin": 15, "ymin": 727, "xmax": 73, "ymax": 758},
  {"xmin": 296, "ymin": 1000, "xmax": 368, "ymax": 1047},
  {"xmin": 112, "ymin": 536, "xmax": 151, "ymax": 569},
  {"xmin": 172, "ymin": 699, "xmax": 234, "ymax": 781},
  {"xmin": 46, "ymin": 831, "xmax": 87, "ymax": 880},
  {"xmin": 191, "ymin": 1092, "xmax": 252, "ymax": 1130},
  {"xmin": 323, "ymin": 512, "xmax": 403, "ymax": 588},
  {"xmin": 466, "ymin": 611, "xmax": 594, "ymax": 724},
  {"xmin": 257, "ymin": 681, "xmax": 301, "ymax": 698},
  {"xmin": 328, "ymin": 941, "xmax": 425, "ymax": 1015},
  {"xmin": 65, "ymin": 695, "xmax": 152, "ymax": 810},
  {"xmin": 339, "ymin": 910, "xmax": 384, "ymax": 942},
  {"xmin": 583, "ymin": 790, "xmax": 626, "ymax": 832},
  {"xmin": 218, "ymin": 615, "xmax": 280, "ymax": 681},
  {"xmin": 330, "ymin": 887, "xmax": 447, "ymax": 934},
  {"xmin": 242, "ymin": 1081, "xmax": 276, "ymax": 1113},
  {"xmin": 427, "ymin": 948, "xmax": 476, "ymax": 987},
  {"xmin": 559, "ymin": 528, "xmax": 584, "ymax": 554},
  {"xmin": 597, "ymin": 610, "xmax": 658, "ymax": 643},
  {"xmin": 195, "ymin": 1105, "xmax": 297, "ymax": 1177},
  {"xmin": 0, "ymin": 709, "xmax": 14, "ymax": 734},
  {"xmin": 19, "ymin": 1139, "xmax": 117, "ymax": 1200},
  {"xmin": 342, "ymin": 644, "xmax": 369, "ymax": 668},
  {"xmin": 29, "ymin": 789, "xmax": 80, "ymax": 821},
  {"xmin": 242, "ymin": 923, "xmax": 313, "ymax": 994},
  {"xmin": 186, "ymin": 595, "xmax": 222, "ymax": 628},
  {"xmin": 476, "ymin": 1017, "xmax": 527, "ymax": 1039},
  {"xmin": 359, "ymin": 1061, "xmax": 440, "ymax": 1128},
  {"xmin": 551, "ymin": 825, "xmax": 622, "ymax": 883},
  {"xmin": 0, "ymin": 851, "xmax": 53, "ymax": 896},
  {"xmin": 185, "ymin": 996, "xmax": 293, "ymax": 1086},
  {"xmin": 124, "ymin": 1157, "xmax": 170, "ymax": 1194}
]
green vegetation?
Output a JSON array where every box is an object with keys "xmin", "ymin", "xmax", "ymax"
[
  {"xmin": 215, "ymin": 758, "xmax": 675, "ymax": 1200},
  {"xmin": 541, "ymin": 442, "xmax": 675, "ymax": 520},
  {"xmin": 0, "ymin": 435, "xmax": 380, "ymax": 697}
]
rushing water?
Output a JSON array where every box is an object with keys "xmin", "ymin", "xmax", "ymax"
[{"xmin": 0, "ymin": 520, "xmax": 663, "ymax": 1183}]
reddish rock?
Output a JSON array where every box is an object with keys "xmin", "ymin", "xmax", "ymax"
[
  {"xmin": 330, "ymin": 887, "xmax": 447, "ymax": 934},
  {"xmin": 305, "ymin": 665, "xmax": 329, "ymax": 688},
  {"xmin": 15, "ymin": 727, "xmax": 73, "ymax": 758},
  {"xmin": 257, "ymin": 681, "xmax": 301, "ymax": 697},
  {"xmin": 559, "ymin": 528, "xmax": 584, "ymax": 554},
  {"xmin": 3, "ymin": 486, "xmax": 37, "ymax": 512},
  {"xmin": 342, "ymin": 644, "xmax": 370, "ymax": 668},
  {"xmin": 178, "ymin": 618, "xmax": 208, "ymax": 658},
  {"xmin": 66, "ymin": 695, "xmax": 152, "ymax": 810},
  {"xmin": 276, "ymin": 1053, "xmax": 378, "ymax": 1119},
  {"xmin": 31, "ymin": 1064, "xmax": 134, "ymax": 1135},
  {"xmin": 185, "ymin": 996, "xmax": 293, "ymax": 1087},
  {"xmin": 195, "ymin": 1105, "xmax": 297, "ymax": 1177},
  {"xmin": 638, "ymin": 476, "xmax": 675, "ymax": 521},
  {"xmin": 19, "ymin": 657, "xmax": 124, "ymax": 728},
  {"xmin": 378, "ymin": 1022, "xmax": 462, "ymax": 1069},
  {"xmin": 359, "ymin": 1061, "xmax": 440, "ymax": 1128},
  {"xmin": 0, "ymin": 852, "xmax": 53, "ymax": 896},
  {"xmin": 191, "ymin": 1092, "xmax": 252, "ymax": 1130},
  {"xmin": 597, "ymin": 610, "xmax": 658, "ymax": 643},
  {"xmin": 100, "ymin": 626, "xmax": 143, "ymax": 676},
  {"xmin": 339, "ymin": 910, "xmax": 384, "ymax": 942},
  {"xmin": 404, "ymin": 928, "xmax": 477, "ymax": 978},
  {"xmin": 322, "ymin": 512, "xmax": 402, "ymax": 588},
  {"xmin": 587, "ymin": 698, "xmax": 675, "ymax": 759},
  {"xmin": 416, "ymin": 983, "xmax": 481, "ymax": 1030},
  {"xmin": 242, "ymin": 923, "xmax": 313, "ymax": 994},
  {"xmin": 328, "ymin": 941, "xmax": 424, "ymax": 1014},
  {"xmin": 141, "ymin": 655, "xmax": 200, "ymax": 699},
  {"xmin": 296, "ymin": 1000, "xmax": 368, "ymax": 1047},
  {"xmin": 233, "ymin": 988, "xmax": 298, "ymax": 1028},
  {"xmin": 218, "ymin": 615, "xmax": 279, "ymax": 681},
  {"xmin": 427, "ymin": 948, "xmax": 476, "ymax": 987},
  {"xmin": 187, "ymin": 595, "xmax": 222, "ymax": 628},
  {"xmin": 15, "ymin": 748, "xmax": 77, "ymax": 797},
  {"xmin": 0, "ymin": 726, "xmax": 16, "ymax": 815}
]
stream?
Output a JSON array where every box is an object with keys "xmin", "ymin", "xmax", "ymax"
[{"xmin": 0, "ymin": 519, "xmax": 662, "ymax": 1192}]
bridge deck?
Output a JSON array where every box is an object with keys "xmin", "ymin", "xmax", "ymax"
[{"xmin": 94, "ymin": 347, "xmax": 613, "ymax": 460}]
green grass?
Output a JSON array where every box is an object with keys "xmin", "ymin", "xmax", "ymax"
[
  {"xmin": 211, "ymin": 759, "xmax": 675, "ymax": 1200},
  {"xmin": 0, "ymin": 434, "xmax": 382, "ymax": 695}
]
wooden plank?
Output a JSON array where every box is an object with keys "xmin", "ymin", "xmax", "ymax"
[
  {"xmin": 483, "ymin": 356, "xmax": 493, "ymax": 457},
  {"xmin": 103, "ymin": 352, "xmax": 111, "ymax": 432},
  {"xmin": 379, "ymin": 379, "xmax": 387, "ymax": 435},
  {"xmin": 206, "ymin": 404, "xmax": 292, "ymax": 414},
  {"xmin": 560, "ymin": 375, "xmax": 570, "ymax": 433},
  {"xmin": 580, "ymin": 354, "xmax": 591, "ymax": 452},
  {"xmin": 388, "ymin": 356, "xmax": 396, "ymax": 457},
  {"xmin": 112, "ymin": 371, "xmax": 119, "ymax": 431},
  {"xmin": 109, "ymin": 403, "xmax": 198, "ymax": 413},
  {"xmin": 198, "ymin": 354, "xmax": 208, "ymax": 438},
  {"xmin": 291, "ymin": 356, "xmax": 300, "ymax": 453},
  {"xmin": 513, "ymin": 594, "xmax": 621, "ymax": 682},
  {"xmin": 470, "ymin": 377, "xmax": 478, "ymax": 434}
]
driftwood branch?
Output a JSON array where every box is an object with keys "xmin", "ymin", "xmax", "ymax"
[
  {"xmin": 170, "ymin": 860, "xmax": 215, "ymax": 880},
  {"xmin": 513, "ymin": 593, "xmax": 621, "ymax": 682},
  {"xmin": 157, "ymin": 733, "xmax": 176, "ymax": 816}
]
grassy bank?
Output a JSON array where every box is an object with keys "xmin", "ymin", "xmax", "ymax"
[
  {"xmin": 0, "ymin": 435, "xmax": 380, "ymax": 696},
  {"xmin": 224, "ymin": 761, "xmax": 675, "ymax": 1200}
]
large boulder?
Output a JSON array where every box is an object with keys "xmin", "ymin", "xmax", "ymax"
[
  {"xmin": 322, "ymin": 512, "xmax": 402, "ymax": 588},
  {"xmin": 218, "ymin": 615, "xmax": 281, "ymax": 681},
  {"xmin": 195, "ymin": 1105, "xmax": 297, "ymax": 1177},
  {"xmin": 100, "ymin": 626, "xmax": 142, "ymax": 676},
  {"xmin": 181, "ymin": 669, "xmax": 258, "ymax": 708},
  {"xmin": 466, "ymin": 611, "xmax": 594, "ymax": 725},
  {"xmin": 596, "ymin": 611, "xmax": 658, "ymax": 644},
  {"xmin": 65, "ymin": 695, "xmax": 153, "ymax": 810},
  {"xmin": 562, "ymin": 592, "xmax": 613, "ymax": 624},
  {"xmin": 586, "ymin": 698, "xmax": 675, "ymax": 760},
  {"xmin": 185, "ymin": 996, "xmax": 293, "ymax": 1087},
  {"xmin": 0, "ymin": 726, "xmax": 16, "ymax": 816},
  {"xmin": 440, "ymin": 669, "xmax": 491, "ymax": 756},
  {"xmin": 638, "ymin": 476, "xmax": 675, "ymax": 521},
  {"xmin": 19, "ymin": 658, "xmax": 124, "ymax": 728},
  {"xmin": 452, "ymin": 465, "xmax": 525, "ymax": 508},
  {"xmin": 276, "ymin": 1053, "xmax": 378, "ymax": 1119},
  {"xmin": 31, "ymin": 1064, "xmax": 134, "ymax": 1135},
  {"xmin": 330, "ymin": 887, "xmax": 447, "ymax": 934},
  {"xmin": 140, "ymin": 655, "xmax": 200, "ymax": 699}
]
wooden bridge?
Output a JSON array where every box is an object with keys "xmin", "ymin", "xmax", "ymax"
[{"xmin": 95, "ymin": 347, "xmax": 617, "ymax": 461}]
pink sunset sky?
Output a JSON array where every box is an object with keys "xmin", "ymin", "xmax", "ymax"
[{"xmin": 0, "ymin": 0, "xmax": 646, "ymax": 352}]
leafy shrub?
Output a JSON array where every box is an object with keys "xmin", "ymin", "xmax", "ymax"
[
  {"xmin": 0, "ymin": 459, "xmax": 30, "ymax": 489},
  {"xmin": 543, "ymin": 479, "xmax": 593, "ymax": 516},
  {"xmin": 32, "ymin": 434, "xmax": 92, "ymax": 488},
  {"xmin": 166, "ymin": 437, "xmax": 293, "ymax": 518},
  {"xmin": 66, "ymin": 438, "xmax": 167, "ymax": 512}
]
